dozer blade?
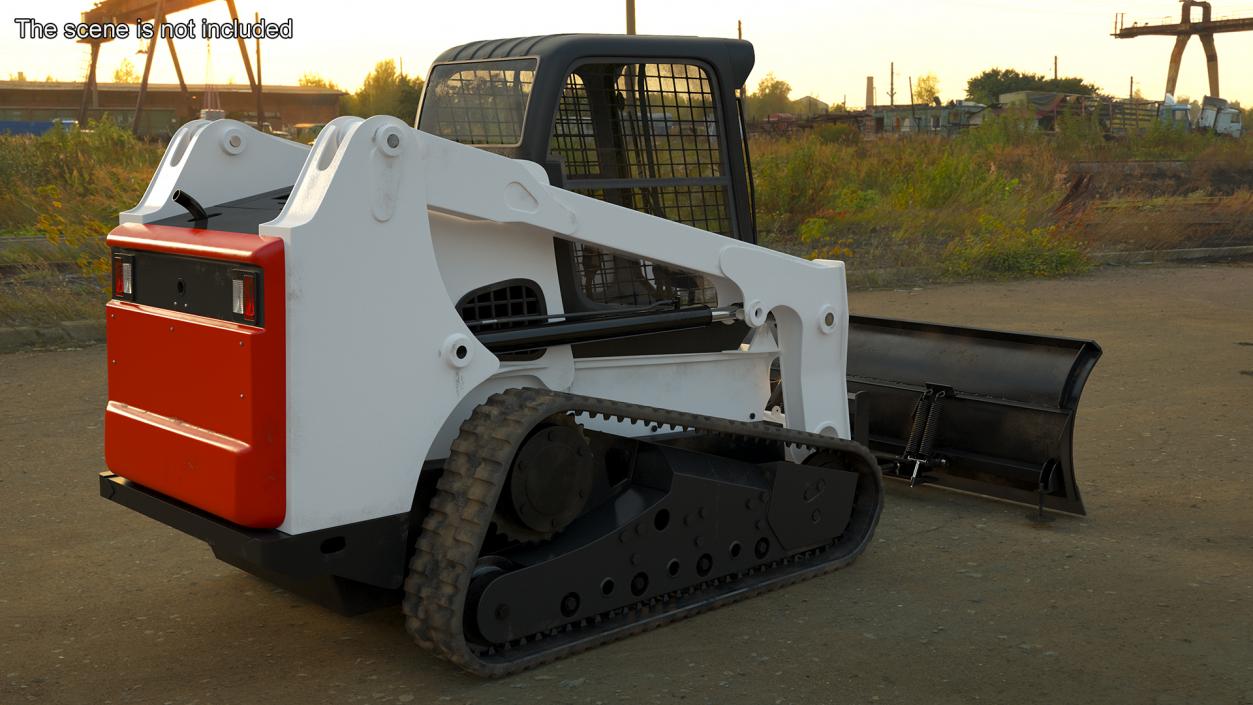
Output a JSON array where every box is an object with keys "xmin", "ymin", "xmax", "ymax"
[{"xmin": 846, "ymin": 315, "xmax": 1101, "ymax": 516}]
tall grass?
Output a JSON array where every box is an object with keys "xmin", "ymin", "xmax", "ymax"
[
  {"xmin": 755, "ymin": 117, "xmax": 1082, "ymax": 276},
  {"xmin": 752, "ymin": 110, "xmax": 1253, "ymax": 281},
  {"xmin": 0, "ymin": 122, "xmax": 162, "ymax": 327},
  {"xmin": 0, "ymin": 121, "xmax": 162, "ymax": 271},
  {"xmin": 0, "ymin": 113, "xmax": 1249, "ymax": 328}
]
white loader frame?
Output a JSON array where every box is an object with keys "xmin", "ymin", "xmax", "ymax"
[{"xmin": 124, "ymin": 116, "xmax": 853, "ymax": 534}]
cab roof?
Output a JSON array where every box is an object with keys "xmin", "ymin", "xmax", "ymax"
[{"xmin": 432, "ymin": 34, "xmax": 755, "ymax": 89}]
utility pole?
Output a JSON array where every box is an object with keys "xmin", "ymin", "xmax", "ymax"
[
  {"xmin": 1129, "ymin": 75, "xmax": 1134, "ymax": 101},
  {"xmin": 255, "ymin": 11, "xmax": 264, "ymax": 131},
  {"xmin": 1054, "ymin": 55, "xmax": 1058, "ymax": 81},
  {"xmin": 889, "ymin": 62, "xmax": 896, "ymax": 107},
  {"xmin": 908, "ymin": 76, "xmax": 917, "ymax": 130},
  {"xmin": 626, "ymin": 0, "xmax": 636, "ymax": 35},
  {"xmin": 736, "ymin": 20, "xmax": 744, "ymax": 98}
]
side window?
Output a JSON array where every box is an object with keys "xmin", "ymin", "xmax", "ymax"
[
  {"xmin": 418, "ymin": 59, "xmax": 537, "ymax": 146},
  {"xmin": 549, "ymin": 62, "xmax": 728, "ymax": 308}
]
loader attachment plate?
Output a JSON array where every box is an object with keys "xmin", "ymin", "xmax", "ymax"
[{"xmin": 847, "ymin": 315, "xmax": 1101, "ymax": 515}]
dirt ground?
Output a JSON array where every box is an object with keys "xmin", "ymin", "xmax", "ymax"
[{"xmin": 2, "ymin": 262, "xmax": 1251, "ymax": 705}]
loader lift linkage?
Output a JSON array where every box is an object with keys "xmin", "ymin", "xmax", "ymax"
[{"xmin": 98, "ymin": 34, "xmax": 1100, "ymax": 676}]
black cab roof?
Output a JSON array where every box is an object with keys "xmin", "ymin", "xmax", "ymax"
[{"xmin": 432, "ymin": 34, "xmax": 755, "ymax": 90}]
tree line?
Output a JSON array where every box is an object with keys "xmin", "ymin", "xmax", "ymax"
[
  {"xmin": 743, "ymin": 67, "xmax": 1104, "ymax": 120},
  {"xmin": 309, "ymin": 61, "xmax": 1241, "ymax": 126},
  {"xmin": 300, "ymin": 60, "xmax": 425, "ymax": 125}
]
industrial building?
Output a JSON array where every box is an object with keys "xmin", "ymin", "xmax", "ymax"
[
  {"xmin": 867, "ymin": 101, "xmax": 988, "ymax": 135},
  {"xmin": 0, "ymin": 80, "xmax": 343, "ymax": 139}
]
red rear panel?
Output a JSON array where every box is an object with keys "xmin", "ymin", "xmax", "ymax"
[{"xmin": 105, "ymin": 223, "xmax": 285, "ymax": 528}]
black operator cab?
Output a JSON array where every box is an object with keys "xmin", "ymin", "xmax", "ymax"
[{"xmin": 417, "ymin": 35, "xmax": 757, "ymax": 354}]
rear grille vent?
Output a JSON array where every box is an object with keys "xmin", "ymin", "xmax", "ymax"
[{"xmin": 457, "ymin": 280, "xmax": 545, "ymax": 332}]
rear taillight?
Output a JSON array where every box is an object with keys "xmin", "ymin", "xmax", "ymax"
[
  {"xmin": 109, "ymin": 249, "xmax": 264, "ymax": 326},
  {"xmin": 112, "ymin": 254, "xmax": 134, "ymax": 299},
  {"xmin": 232, "ymin": 271, "xmax": 258, "ymax": 323}
]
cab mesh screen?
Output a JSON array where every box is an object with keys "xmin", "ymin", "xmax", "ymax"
[{"xmin": 550, "ymin": 63, "xmax": 728, "ymax": 307}]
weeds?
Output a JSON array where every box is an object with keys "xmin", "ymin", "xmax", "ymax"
[
  {"xmin": 0, "ymin": 266, "xmax": 104, "ymax": 327},
  {"xmin": 0, "ymin": 121, "xmax": 161, "ymax": 327},
  {"xmin": 0, "ymin": 113, "xmax": 1248, "ymax": 328},
  {"xmin": 754, "ymin": 124, "xmax": 1075, "ymax": 277},
  {"xmin": 753, "ymin": 109, "xmax": 1253, "ymax": 283},
  {"xmin": 0, "ymin": 120, "xmax": 161, "ymax": 273},
  {"xmin": 943, "ymin": 215, "xmax": 1089, "ymax": 277}
]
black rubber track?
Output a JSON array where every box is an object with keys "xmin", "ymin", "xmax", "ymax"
[{"xmin": 402, "ymin": 388, "xmax": 883, "ymax": 676}]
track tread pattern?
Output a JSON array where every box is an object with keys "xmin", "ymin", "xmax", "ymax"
[{"xmin": 402, "ymin": 388, "xmax": 882, "ymax": 677}]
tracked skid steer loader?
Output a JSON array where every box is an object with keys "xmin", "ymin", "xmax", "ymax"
[{"xmin": 99, "ymin": 35, "xmax": 1100, "ymax": 675}]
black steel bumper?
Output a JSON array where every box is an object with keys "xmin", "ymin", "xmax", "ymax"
[{"xmin": 99, "ymin": 472, "xmax": 411, "ymax": 614}]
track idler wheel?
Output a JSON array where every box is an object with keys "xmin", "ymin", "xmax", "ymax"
[{"xmin": 493, "ymin": 415, "xmax": 594, "ymax": 542}]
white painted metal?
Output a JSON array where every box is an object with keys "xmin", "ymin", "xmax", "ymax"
[
  {"xmin": 414, "ymin": 126, "xmax": 852, "ymax": 441},
  {"xmin": 571, "ymin": 349, "xmax": 774, "ymax": 438},
  {"xmin": 121, "ymin": 119, "xmax": 309, "ymax": 225},
  {"xmin": 132, "ymin": 116, "xmax": 852, "ymax": 534},
  {"xmin": 263, "ymin": 117, "xmax": 500, "ymax": 533}
]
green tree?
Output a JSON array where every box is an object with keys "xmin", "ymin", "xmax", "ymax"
[
  {"xmin": 113, "ymin": 58, "xmax": 139, "ymax": 83},
  {"xmin": 966, "ymin": 68, "xmax": 1097, "ymax": 105},
  {"xmin": 343, "ymin": 60, "xmax": 425, "ymax": 124},
  {"xmin": 745, "ymin": 73, "xmax": 793, "ymax": 121},
  {"xmin": 298, "ymin": 72, "xmax": 339, "ymax": 90},
  {"xmin": 914, "ymin": 73, "xmax": 940, "ymax": 104}
]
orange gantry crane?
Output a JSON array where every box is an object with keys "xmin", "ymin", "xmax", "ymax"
[
  {"xmin": 1114, "ymin": 1, "xmax": 1253, "ymax": 97},
  {"xmin": 77, "ymin": 0, "xmax": 264, "ymax": 134}
]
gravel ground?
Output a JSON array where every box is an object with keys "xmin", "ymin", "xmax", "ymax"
[{"xmin": 2, "ymin": 262, "xmax": 1251, "ymax": 705}]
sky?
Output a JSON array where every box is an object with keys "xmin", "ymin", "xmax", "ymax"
[{"xmin": 4, "ymin": 0, "xmax": 1253, "ymax": 107}]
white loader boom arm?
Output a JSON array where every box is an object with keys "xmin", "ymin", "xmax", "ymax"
[{"xmin": 127, "ymin": 117, "xmax": 851, "ymax": 533}]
